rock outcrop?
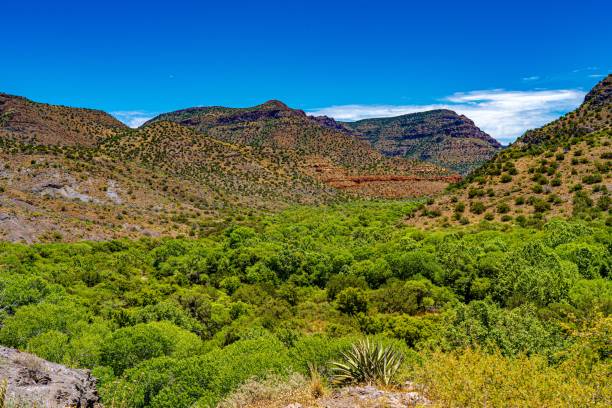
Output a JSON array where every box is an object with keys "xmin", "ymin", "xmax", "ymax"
[{"xmin": 0, "ymin": 347, "xmax": 100, "ymax": 407}]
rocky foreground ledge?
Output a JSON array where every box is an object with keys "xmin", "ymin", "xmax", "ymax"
[{"xmin": 0, "ymin": 346, "xmax": 99, "ymax": 407}]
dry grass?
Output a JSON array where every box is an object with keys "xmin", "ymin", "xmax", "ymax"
[
  {"xmin": 217, "ymin": 372, "xmax": 320, "ymax": 408},
  {"xmin": 414, "ymin": 348, "xmax": 611, "ymax": 407}
]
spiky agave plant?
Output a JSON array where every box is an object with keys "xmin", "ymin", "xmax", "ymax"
[{"xmin": 330, "ymin": 339, "xmax": 404, "ymax": 386}]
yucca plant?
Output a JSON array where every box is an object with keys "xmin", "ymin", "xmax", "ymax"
[{"xmin": 330, "ymin": 339, "xmax": 404, "ymax": 386}]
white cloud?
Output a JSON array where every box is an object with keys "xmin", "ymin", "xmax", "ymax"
[
  {"xmin": 588, "ymin": 74, "xmax": 604, "ymax": 78},
  {"xmin": 522, "ymin": 76, "xmax": 540, "ymax": 81},
  {"xmin": 308, "ymin": 89, "xmax": 585, "ymax": 144},
  {"xmin": 111, "ymin": 110, "xmax": 156, "ymax": 128}
]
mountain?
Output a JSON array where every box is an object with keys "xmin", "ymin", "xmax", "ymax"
[
  {"xmin": 409, "ymin": 75, "xmax": 611, "ymax": 228},
  {"xmin": 146, "ymin": 100, "xmax": 459, "ymax": 196},
  {"xmin": 0, "ymin": 95, "xmax": 459, "ymax": 242},
  {"xmin": 146, "ymin": 100, "xmax": 439, "ymax": 174},
  {"xmin": 343, "ymin": 109, "xmax": 502, "ymax": 175},
  {"xmin": 0, "ymin": 93, "xmax": 126, "ymax": 146}
]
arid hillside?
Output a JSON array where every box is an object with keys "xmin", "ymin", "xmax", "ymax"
[
  {"xmin": 408, "ymin": 75, "xmax": 611, "ymax": 228},
  {"xmin": 0, "ymin": 93, "xmax": 126, "ymax": 146},
  {"xmin": 146, "ymin": 100, "xmax": 456, "ymax": 185},
  {"xmin": 0, "ymin": 94, "xmax": 461, "ymax": 242}
]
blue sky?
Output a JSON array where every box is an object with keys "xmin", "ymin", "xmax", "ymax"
[{"xmin": 1, "ymin": 0, "xmax": 610, "ymax": 142}]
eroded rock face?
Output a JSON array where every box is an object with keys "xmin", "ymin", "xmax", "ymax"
[{"xmin": 0, "ymin": 347, "xmax": 100, "ymax": 407}]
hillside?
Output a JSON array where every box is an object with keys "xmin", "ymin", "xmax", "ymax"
[
  {"xmin": 343, "ymin": 109, "xmax": 502, "ymax": 175},
  {"xmin": 409, "ymin": 75, "xmax": 611, "ymax": 228},
  {"xmin": 0, "ymin": 121, "xmax": 343, "ymax": 243},
  {"xmin": 344, "ymin": 109, "xmax": 501, "ymax": 175},
  {"xmin": 0, "ymin": 93, "xmax": 126, "ymax": 146},
  {"xmin": 146, "ymin": 100, "xmax": 458, "ymax": 197},
  {"xmin": 0, "ymin": 94, "xmax": 460, "ymax": 242}
]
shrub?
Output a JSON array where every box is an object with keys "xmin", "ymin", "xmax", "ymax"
[
  {"xmin": 532, "ymin": 198, "xmax": 551, "ymax": 213},
  {"xmin": 100, "ymin": 321, "xmax": 203, "ymax": 375},
  {"xmin": 289, "ymin": 335, "xmax": 355, "ymax": 373},
  {"xmin": 26, "ymin": 330, "xmax": 69, "ymax": 363},
  {"xmin": 415, "ymin": 348, "xmax": 608, "ymax": 407},
  {"xmin": 330, "ymin": 339, "xmax": 404, "ymax": 386},
  {"xmin": 0, "ymin": 301, "xmax": 88, "ymax": 349},
  {"xmin": 470, "ymin": 201, "xmax": 485, "ymax": 215},
  {"xmin": 468, "ymin": 188, "xmax": 485, "ymax": 198},
  {"xmin": 496, "ymin": 203, "xmax": 510, "ymax": 214},
  {"xmin": 335, "ymin": 288, "xmax": 368, "ymax": 315},
  {"xmin": 582, "ymin": 174, "xmax": 602, "ymax": 185}
]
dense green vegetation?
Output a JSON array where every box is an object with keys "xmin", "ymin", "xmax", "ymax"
[{"xmin": 0, "ymin": 201, "xmax": 610, "ymax": 407}]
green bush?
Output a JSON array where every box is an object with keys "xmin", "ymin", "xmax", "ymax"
[
  {"xmin": 336, "ymin": 287, "xmax": 368, "ymax": 315},
  {"xmin": 470, "ymin": 201, "xmax": 485, "ymax": 215},
  {"xmin": 101, "ymin": 321, "xmax": 203, "ymax": 375}
]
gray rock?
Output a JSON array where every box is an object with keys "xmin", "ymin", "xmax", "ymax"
[
  {"xmin": 106, "ymin": 180, "xmax": 123, "ymax": 204},
  {"xmin": 0, "ymin": 347, "xmax": 100, "ymax": 407}
]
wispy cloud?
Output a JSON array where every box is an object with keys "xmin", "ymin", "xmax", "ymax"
[
  {"xmin": 522, "ymin": 76, "xmax": 540, "ymax": 81},
  {"xmin": 573, "ymin": 66, "xmax": 598, "ymax": 73},
  {"xmin": 111, "ymin": 110, "xmax": 156, "ymax": 128},
  {"xmin": 308, "ymin": 89, "xmax": 585, "ymax": 144},
  {"xmin": 588, "ymin": 74, "xmax": 604, "ymax": 78}
]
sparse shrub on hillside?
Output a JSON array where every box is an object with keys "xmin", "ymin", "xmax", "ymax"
[
  {"xmin": 497, "ymin": 202, "xmax": 510, "ymax": 214},
  {"xmin": 582, "ymin": 174, "xmax": 603, "ymax": 184},
  {"xmin": 596, "ymin": 195, "xmax": 610, "ymax": 211},
  {"xmin": 571, "ymin": 183, "xmax": 583, "ymax": 192},
  {"xmin": 470, "ymin": 201, "xmax": 485, "ymax": 214},
  {"xmin": 532, "ymin": 199, "xmax": 551, "ymax": 213},
  {"xmin": 468, "ymin": 188, "xmax": 485, "ymax": 198}
]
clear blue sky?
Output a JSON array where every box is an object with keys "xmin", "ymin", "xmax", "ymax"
[{"xmin": 1, "ymin": 0, "xmax": 610, "ymax": 141}]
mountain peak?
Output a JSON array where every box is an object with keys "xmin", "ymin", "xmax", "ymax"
[
  {"xmin": 584, "ymin": 74, "xmax": 611, "ymax": 108},
  {"xmin": 258, "ymin": 99, "xmax": 290, "ymax": 110}
]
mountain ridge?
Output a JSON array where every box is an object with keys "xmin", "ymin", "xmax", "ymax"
[
  {"xmin": 342, "ymin": 109, "xmax": 502, "ymax": 175},
  {"xmin": 0, "ymin": 92, "xmax": 126, "ymax": 146}
]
